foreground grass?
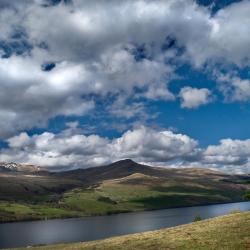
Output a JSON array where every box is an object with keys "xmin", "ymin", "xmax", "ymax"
[{"xmin": 13, "ymin": 211, "xmax": 250, "ymax": 250}]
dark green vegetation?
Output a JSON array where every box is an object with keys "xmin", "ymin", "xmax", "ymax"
[
  {"xmin": 0, "ymin": 159, "xmax": 249, "ymax": 222},
  {"xmin": 193, "ymin": 215, "xmax": 202, "ymax": 222},
  {"xmin": 14, "ymin": 211, "xmax": 250, "ymax": 250},
  {"xmin": 244, "ymin": 190, "xmax": 250, "ymax": 200}
]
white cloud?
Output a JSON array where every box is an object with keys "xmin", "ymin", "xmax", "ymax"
[
  {"xmin": 179, "ymin": 87, "xmax": 213, "ymax": 108},
  {"xmin": 0, "ymin": 0, "xmax": 250, "ymax": 175},
  {"xmin": 216, "ymin": 73, "xmax": 250, "ymax": 102},
  {"xmin": 203, "ymin": 138, "xmax": 250, "ymax": 165},
  {"xmin": 2, "ymin": 125, "xmax": 250, "ymax": 173},
  {"xmin": 200, "ymin": 138, "xmax": 250, "ymax": 173},
  {"xmin": 0, "ymin": 126, "xmax": 198, "ymax": 169},
  {"xmin": 0, "ymin": 0, "xmax": 249, "ymax": 137},
  {"xmin": 107, "ymin": 96, "xmax": 147, "ymax": 120},
  {"xmin": 111, "ymin": 126, "xmax": 198, "ymax": 162},
  {"xmin": 208, "ymin": 1, "xmax": 250, "ymax": 66},
  {"xmin": 0, "ymin": 56, "xmax": 95, "ymax": 138}
]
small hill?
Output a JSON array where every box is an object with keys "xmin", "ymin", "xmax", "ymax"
[{"xmin": 14, "ymin": 211, "xmax": 250, "ymax": 250}]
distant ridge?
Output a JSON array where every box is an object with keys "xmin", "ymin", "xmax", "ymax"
[
  {"xmin": 0, "ymin": 162, "xmax": 40, "ymax": 173},
  {"xmin": 57, "ymin": 158, "xmax": 228, "ymax": 186}
]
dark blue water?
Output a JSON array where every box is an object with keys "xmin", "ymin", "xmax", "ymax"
[{"xmin": 0, "ymin": 201, "xmax": 250, "ymax": 249}]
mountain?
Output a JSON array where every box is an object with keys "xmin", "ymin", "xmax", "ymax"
[
  {"xmin": 0, "ymin": 162, "xmax": 41, "ymax": 173},
  {"xmin": 57, "ymin": 159, "xmax": 161, "ymax": 184},
  {"xmin": 58, "ymin": 159, "xmax": 244, "ymax": 188},
  {"xmin": 0, "ymin": 159, "xmax": 249, "ymax": 222}
]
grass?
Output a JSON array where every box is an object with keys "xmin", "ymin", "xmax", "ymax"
[
  {"xmin": 60, "ymin": 173, "xmax": 245, "ymax": 215},
  {"xmin": 244, "ymin": 190, "xmax": 250, "ymax": 200},
  {"xmin": 0, "ymin": 172, "xmax": 249, "ymax": 222},
  {"xmin": 0, "ymin": 201, "xmax": 81, "ymax": 222},
  {"xmin": 12, "ymin": 211, "xmax": 250, "ymax": 250}
]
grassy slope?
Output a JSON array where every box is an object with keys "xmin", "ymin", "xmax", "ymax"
[
  {"xmin": 61, "ymin": 172, "xmax": 246, "ymax": 216},
  {"xmin": 0, "ymin": 173, "xmax": 82, "ymax": 222},
  {"xmin": 0, "ymin": 164, "xmax": 249, "ymax": 222},
  {"xmin": 13, "ymin": 211, "xmax": 250, "ymax": 250}
]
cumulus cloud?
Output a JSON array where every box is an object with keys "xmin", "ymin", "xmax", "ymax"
[
  {"xmin": 0, "ymin": 126, "xmax": 198, "ymax": 169},
  {"xmin": 216, "ymin": 73, "xmax": 250, "ymax": 102},
  {"xmin": 111, "ymin": 126, "xmax": 199, "ymax": 162},
  {"xmin": 22, "ymin": 0, "xmax": 250, "ymax": 66},
  {"xmin": 203, "ymin": 139, "xmax": 250, "ymax": 165},
  {"xmin": 2, "ymin": 125, "xmax": 250, "ymax": 173},
  {"xmin": 201, "ymin": 138, "xmax": 250, "ymax": 173},
  {"xmin": 0, "ymin": 0, "xmax": 250, "ymax": 174},
  {"xmin": 0, "ymin": 56, "xmax": 95, "ymax": 138},
  {"xmin": 179, "ymin": 87, "xmax": 213, "ymax": 108},
  {"xmin": 107, "ymin": 96, "xmax": 147, "ymax": 120},
  {"xmin": 0, "ymin": 0, "xmax": 248, "ymax": 138}
]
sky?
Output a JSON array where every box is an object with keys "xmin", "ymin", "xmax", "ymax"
[{"xmin": 0, "ymin": 0, "xmax": 250, "ymax": 173}]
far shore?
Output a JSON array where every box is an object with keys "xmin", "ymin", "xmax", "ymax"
[{"xmin": 1, "ymin": 199, "xmax": 249, "ymax": 224}]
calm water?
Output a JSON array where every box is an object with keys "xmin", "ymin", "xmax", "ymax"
[{"xmin": 0, "ymin": 201, "xmax": 250, "ymax": 249}]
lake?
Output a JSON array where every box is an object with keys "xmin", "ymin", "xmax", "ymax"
[{"xmin": 0, "ymin": 201, "xmax": 250, "ymax": 249}]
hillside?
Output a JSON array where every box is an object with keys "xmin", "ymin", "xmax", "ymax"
[
  {"xmin": 0, "ymin": 159, "xmax": 249, "ymax": 222},
  {"xmin": 13, "ymin": 211, "xmax": 250, "ymax": 250}
]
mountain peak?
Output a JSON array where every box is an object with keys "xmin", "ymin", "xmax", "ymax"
[
  {"xmin": 116, "ymin": 159, "xmax": 136, "ymax": 164},
  {"xmin": 108, "ymin": 159, "xmax": 139, "ymax": 167}
]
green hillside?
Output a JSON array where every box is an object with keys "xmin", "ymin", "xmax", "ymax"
[
  {"xmin": 61, "ymin": 172, "xmax": 247, "ymax": 216},
  {"xmin": 0, "ymin": 160, "xmax": 249, "ymax": 222}
]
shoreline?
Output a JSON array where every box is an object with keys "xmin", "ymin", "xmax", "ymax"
[
  {"xmin": 4, "ymin": 211, "xmax": 250, "ymax": 250},
  {"xmin": 1, "ymin": 199, "xmax": 249, "ymax": 225}
]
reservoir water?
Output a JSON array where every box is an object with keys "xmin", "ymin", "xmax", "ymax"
[{"xmin": 0, "ymin": 201, "xmax": 250, "ymax": 249}]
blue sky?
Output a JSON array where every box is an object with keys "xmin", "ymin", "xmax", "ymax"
[
  {"xmin": 44, "ymin": 63, "xmax": 250, "ymax": 147},
  {"xmin": 0, "ymin": 0, "xmax": 249, "ymax": 173}
]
